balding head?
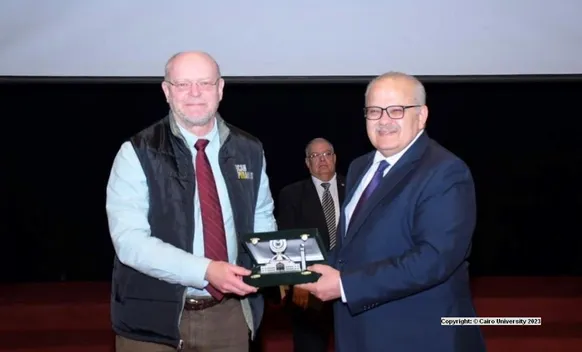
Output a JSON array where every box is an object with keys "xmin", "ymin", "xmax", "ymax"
[
  {"xmin": 305, "ymin": 137, "xmax": 334, "ymax": 156},
  {"xmin": 365, "ymin": 71, "xmax": 426, "ymax": 105},
  {"xmin": 161, "ymin": 51, "xmax": 225, "ymax": 136},
  {"xmin": 164, "ymin": 51, "xmax": 222, "ymax": 81},
  {"xmin": 364, "ymin": 71, "xmax": 428, "ymax": 157}
]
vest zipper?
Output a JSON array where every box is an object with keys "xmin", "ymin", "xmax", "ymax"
[{"xmin": 177, "ymin": 289, "xmax": 187, "ymax": 350}]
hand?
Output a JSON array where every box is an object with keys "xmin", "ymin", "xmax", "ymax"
[
  {"xmin": 280, "ymin": 285, "xmax": 290, "ymax": 300},
  {"xmin": 292, "ymin": 286, "xmax": 310, "ymax": 309},
  {"xmin": 204, "ymin": 261, "xmax": 258, "ymax": 296},
  {"xmin": 296, "ymin": 264, "xmax": 341, "ymax": 302}
]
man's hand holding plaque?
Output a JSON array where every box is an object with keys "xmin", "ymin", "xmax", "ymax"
[
  {"xmin": 296, "ymin": 264, "xmax": 341, "ymax": 302},
  {"xmin": 204, "ymin": 261, "xmax": 258, "ymax": 296}
]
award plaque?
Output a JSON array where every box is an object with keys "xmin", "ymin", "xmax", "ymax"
[{"xmin": 241, "ymin": 228, "xmax": 327, "ymax": 288}]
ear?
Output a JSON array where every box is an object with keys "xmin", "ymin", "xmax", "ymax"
[
  {"xmin": 161, "ymin": 81, "xmax": 170, "ymax": 101},
  {"xmin": 218, "ymin": 78, "xmax": 225, "ymax": 101},
  {"xmin": 305, "ymin": 158, "xmax": 310, "ymax": 169},
  {"xmin": 418, "ymin": 105, "xmax": 429, "ymax": 129}
]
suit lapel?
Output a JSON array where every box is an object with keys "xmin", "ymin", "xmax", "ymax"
[
  {"xmin": 343, "ymin": 154, "xmax": 375, "ymax": 215},
  {"xmin": 342, "ymin": 134, "xmax": 430, "ymax": 246},
  {"xmin": 303, "ymin": 178, "xmax": 321, "ymax": 208},
  {"xmin": 338, "ymin": 153, "xmax": 375, "ymax": 241},
  {"xmin": 337, "ymin": 175, "xmax": 346, "ymax": 204}
]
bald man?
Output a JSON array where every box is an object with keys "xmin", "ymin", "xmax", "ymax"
[
  {"xmin": 106, "ymin": 51, "xmax": 277, "ymax": 352},
  {"xmin": 298, "ymin": 72, "xmax": 486, "ymax": 351}
]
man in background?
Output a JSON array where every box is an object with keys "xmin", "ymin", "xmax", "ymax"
[
  {"xmin": 106, "ymin": 51, "xmax": 277, "ymax": 352},
  {"xmin": 298, "ymin": 72, "xmax": 486, "ymax": 351},
  {"xmin": 277, "ymin": 137, "xmax": 345, "ymax": 352}
]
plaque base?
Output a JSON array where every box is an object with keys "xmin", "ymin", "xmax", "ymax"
[{"xmin": 243, "ymin": 269, "xmax": 321, "ymax": 288}]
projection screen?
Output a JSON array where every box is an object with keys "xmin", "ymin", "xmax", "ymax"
[{"xmin": 0, "ymin": 0, "xmax": 581, "ymax": 79}]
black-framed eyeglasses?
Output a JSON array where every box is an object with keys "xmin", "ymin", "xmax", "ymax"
[
  {"xmin": 307, "ymin": 151, "xmax": 334, "ymax": 160},
  {"xmin": 363, "ymin": 105, "xmax": 421, "ymax": 120},
  {"xmin": 165, "ymin": 78, "xmax": 220, "ymax": 92}
]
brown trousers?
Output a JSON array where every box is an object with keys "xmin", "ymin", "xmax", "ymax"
[{"xmin": 115, "ymin": 297, "xmax": 249, "ymax": 352}]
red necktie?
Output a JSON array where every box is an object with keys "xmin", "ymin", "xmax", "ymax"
[{"xmin": 195, "ymin": 139, "xmax": 228, "ymax": 300}]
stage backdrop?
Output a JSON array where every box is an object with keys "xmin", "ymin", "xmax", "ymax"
[
  {"xmin": 1, "ymin": 1, "xmax": 581, "ymax": 78},
  {"xmin": 1, "ymin": 78, "xmax": 581, "ymax": 283}
]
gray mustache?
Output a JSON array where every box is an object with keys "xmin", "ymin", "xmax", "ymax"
[{"xmin": 375, "ymin": 125, "xmax": 400, "ymax": 133}]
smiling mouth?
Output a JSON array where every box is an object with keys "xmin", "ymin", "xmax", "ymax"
[{"xmin": 378, "ymin": 129, "xmax": 397, "ymax": 136}]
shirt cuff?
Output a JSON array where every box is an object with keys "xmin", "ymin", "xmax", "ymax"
[{"xmin": 339, "ymin": 277, "xmax": 347, "ymax": 303}]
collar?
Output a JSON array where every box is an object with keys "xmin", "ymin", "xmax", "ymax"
[
  {"xmin": 168, "ymin": 110, "xmax": 223, "ymax": 149},
  {"xmin": 311, "ymin": 173, "xmax": 337, "ymax": 187},
  {"xmin": 175, "ymin": 116, "xmax": 219, "ymax": 149},
  {"xmin": 372, "ymin": 129, "xmax": 424, "ymax": 167}
]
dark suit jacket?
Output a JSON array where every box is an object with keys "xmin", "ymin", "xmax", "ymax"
[
  {"xmin": 277, "ymin": 175, "xmax": 346, "ymax": 251},
  {"xmin": 330, "ymin": 133, "xmax": 486, "ymax": 352}
]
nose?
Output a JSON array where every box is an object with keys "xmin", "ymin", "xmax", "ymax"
[
  {"xmin": 187, "ymin": 83, "xmax": 202, "ymax": 96},
  {"xmin": 379, "ymin": 110, "xmax": 395, "ymax": 122}
]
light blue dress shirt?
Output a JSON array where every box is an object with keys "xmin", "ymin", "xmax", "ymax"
[{"xmin": 106, "ymin": 119, "xmax": 277, "ymax": 297}]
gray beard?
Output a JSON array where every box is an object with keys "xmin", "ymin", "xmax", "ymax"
[{"xmin": 183, "ymin": 114, "xmax": 213, "ymax": 127}]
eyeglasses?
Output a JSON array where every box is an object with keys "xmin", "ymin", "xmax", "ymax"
[
  {"xmin": 166, "ymin": 78, "xmax": 220, "ymax": 92},
  {"xmin": 363, "ymin": 105, "xmax": 421, "ymax": 120},
  {"xmin": 307, "ymin": 151, "xmax": 334, "ymax": 160}
]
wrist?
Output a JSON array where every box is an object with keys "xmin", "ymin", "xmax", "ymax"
[{"xmin": 203, "ymin": 260, "xmax": 215, "ymax": 280}]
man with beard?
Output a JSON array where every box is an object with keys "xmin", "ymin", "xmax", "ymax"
[
  {"xmin": 105, "ymin": 51, "xmax": 277, "ymax": 352},
  {"xmin": 297, "ymin": 72, "xmax": 485, "ymax": 352},
  {"xmin": 276, "ymin": 138, "xmax": 345, "ymax": 352}
]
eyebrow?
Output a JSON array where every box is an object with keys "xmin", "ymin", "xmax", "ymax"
[{"xmin": 173, "ymin": 76, "xmax": 217, "ymax": 81}]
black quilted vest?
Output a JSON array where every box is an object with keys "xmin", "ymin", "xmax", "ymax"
[{"xmin": 110, "ymin": 115, "xmax": 265, "ymax": 348}]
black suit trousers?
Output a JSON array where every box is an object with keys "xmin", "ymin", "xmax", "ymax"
[{"xmin": 288, "ymin": 297, "xmax": 333, "ymax": 352}]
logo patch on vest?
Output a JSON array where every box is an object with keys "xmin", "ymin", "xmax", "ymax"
[{"xmin": 235, "ymin": 164, "xmax": 253, "ymax": 180}]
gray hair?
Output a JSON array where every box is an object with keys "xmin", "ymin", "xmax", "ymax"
[
  {"xmin": 305, "ymin": 137, "xmax": 334, "ymax": 157},
  {"xmin": 364, "ymin": 71, "xmax": 426, "ymax": 105}
]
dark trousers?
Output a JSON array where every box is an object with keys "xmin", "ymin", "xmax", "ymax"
[
  {"xmin": 289, "ymin": 301, "xmax": 333, "ymax": 352},
  {"xmin": 115, "ymin": 297, "xmax": 248, "ymax": 352}
]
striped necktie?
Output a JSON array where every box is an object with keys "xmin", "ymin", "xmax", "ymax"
[
  {"xmin": 321, "ymin": 182, "xmax": 337, "ymax": 250},
  {"xmin": 195, "ymin": 139, "xmax": 228, "ymax": 300}
]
